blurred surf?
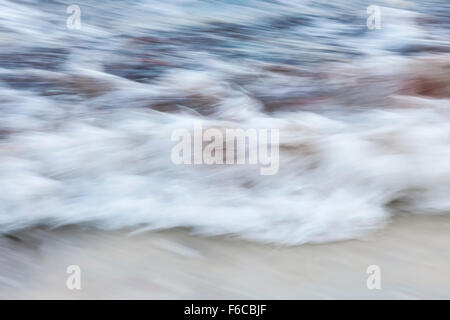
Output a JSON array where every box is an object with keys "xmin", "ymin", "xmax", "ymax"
[{"xmin": 0, "ymin": 0, "xmax": 449, "ymax": 244}]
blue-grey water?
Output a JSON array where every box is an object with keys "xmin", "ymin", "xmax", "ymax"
[{"xmin": 0, "ymin": 0, "xmax": 449, "ymax": 244}]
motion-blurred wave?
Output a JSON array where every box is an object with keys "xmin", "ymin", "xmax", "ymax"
[{"xmin": 0, "ymin": 0, "xmax": 449, "ymax": 244}]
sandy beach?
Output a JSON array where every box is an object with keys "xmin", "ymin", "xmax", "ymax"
[{"xmin": 1, "ymin": 214, "xmax": 449, "ymax": 299}]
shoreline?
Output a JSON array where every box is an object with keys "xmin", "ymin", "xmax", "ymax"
[{"xmin": 1, "ymin": 214, "xmax": 450, "ymax": 299}]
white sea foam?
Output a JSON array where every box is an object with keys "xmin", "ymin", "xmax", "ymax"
[
  {"xmin": 0, "ymin": 0, "xmax": 449, "ymax": 244},
  {"xmin": 1, "ymin": 74, "xmax": 450, "ymax": 244}
]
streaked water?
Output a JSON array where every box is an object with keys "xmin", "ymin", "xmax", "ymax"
[{"xmin": 0, "ymin": 0, "xmax": 449, "ymax": 244}]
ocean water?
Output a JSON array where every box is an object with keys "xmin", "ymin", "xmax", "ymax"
[{"xmin": 0, "ymin": 0, "xmax": 449, "ymax": 244}]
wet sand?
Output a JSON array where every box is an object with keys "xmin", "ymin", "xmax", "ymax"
[{"xmin": 1, "ymin": 214, "xmax": 449, "ymax": 299}]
